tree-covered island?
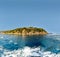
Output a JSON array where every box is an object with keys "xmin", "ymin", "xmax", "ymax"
[{"xmin": 1, "ymin": 27, "xmax": 48, "ymax": 36}]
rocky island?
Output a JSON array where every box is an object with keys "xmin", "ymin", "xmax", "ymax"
[{"xmin": 1, "ymin": 27, "xmax": 48, "ymax": 36}]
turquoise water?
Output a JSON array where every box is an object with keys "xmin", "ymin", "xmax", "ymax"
[{"xmin": 0, "ymin": 34, "xmax": 60, "ymax": 57}]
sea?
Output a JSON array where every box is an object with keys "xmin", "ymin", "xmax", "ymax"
[{"xmin": 0, "ymin": 34, "xmax": 60, "ymax": 57}]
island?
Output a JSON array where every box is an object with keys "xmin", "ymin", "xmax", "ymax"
[{"xmin": 1, "ymin": 27, "xmax": 48, "ymax": 36}]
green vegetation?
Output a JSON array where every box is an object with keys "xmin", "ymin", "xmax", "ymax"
[{"xmin": 1, "ymin": 27, "xmax": 48, "ymax": 35}]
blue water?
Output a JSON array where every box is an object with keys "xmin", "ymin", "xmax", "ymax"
[{"xmin": 0, "ymin": 34, "xmax": 60, "ymax": 57}]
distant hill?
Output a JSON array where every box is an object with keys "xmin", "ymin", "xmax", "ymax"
[{"xmin": 1, "ymin": 27, "xmax": 48, "ymax": 36}]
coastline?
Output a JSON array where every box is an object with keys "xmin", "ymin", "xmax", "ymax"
[
  {"xmin": 1, "ymin": 32, "xmax": 48, "ymax": 36},
  {"xmin": 0, "ymin": 27, "xmax": 48, "ymax": 36}
]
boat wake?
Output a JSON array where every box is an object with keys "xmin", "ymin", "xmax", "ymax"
[{"xmin": 1, "ymin": 46, "xmax": 60, "ymax": 57}]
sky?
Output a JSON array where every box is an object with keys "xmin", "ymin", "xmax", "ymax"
[{"xmin": 0, "ymin": 0, "xmax": 60, "ymax": 33}]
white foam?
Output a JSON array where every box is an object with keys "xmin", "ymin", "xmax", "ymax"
[
  {"xmin": 1, "ymin": 46, "xmax": 60, "ymax": 57},
  {"xmin": 0, "ymin": 36, "xmax": 4, "ymax": 39}
]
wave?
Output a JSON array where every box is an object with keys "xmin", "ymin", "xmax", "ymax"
[
  {"xmin": 46, "ymin": 34, "xmax": 60, "ymax": 41},
  {"xmin": 1, "ymin": 46, "xmax": 60, "ymax": 57}
]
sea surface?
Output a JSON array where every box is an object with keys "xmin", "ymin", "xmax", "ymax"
[{"xmin": 0, "ymin": 34, "xmax": 60, "ymax": 57}]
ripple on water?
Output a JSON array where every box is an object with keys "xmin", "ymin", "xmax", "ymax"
[{"xmin": 9, "ymin": 40, "xmax": 13, "ymax": 43}]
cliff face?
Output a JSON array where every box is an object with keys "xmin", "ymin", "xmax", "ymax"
[{"xmin": 1, "ymin": 27, "xmax": 48, "ymax": 36}]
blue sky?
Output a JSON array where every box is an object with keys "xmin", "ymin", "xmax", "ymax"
[{"xmin": 0, "ymin": 0, "xmax": 60, "ymax": 33}]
